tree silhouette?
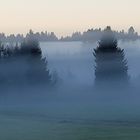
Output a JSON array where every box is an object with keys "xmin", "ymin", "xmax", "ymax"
[
  {"xmin": 128, "ymin": 26, "xmax": 135, "ymax": 35},
  {"xmin": 94, "ymin": 26, "xmax": 129, "ymax": 88},
  {"xmin": 0, "ymin": 37, "xmax": 53, "ymax": 89},
  {"xmin": 20, "ymin": 39, "xmax": 52, "ymax": 86},
  {"xmin": 15, "ymin": 36, "xmax": 53, "ymax": 86}
]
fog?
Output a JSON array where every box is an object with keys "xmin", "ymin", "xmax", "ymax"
[
  {"xmin": 1, "ymin": 39, "xmax": 140, "ymax": 139},
  {"xmin": 41, "ymin": 40, "xmax": 140, "ymax": 88}
]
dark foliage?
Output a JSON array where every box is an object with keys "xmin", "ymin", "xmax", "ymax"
[
  {"xmin": 60, "ymin": 26, "xmax": 139, "ymax": 42},
  {"xmin": 0, "ymin": 27, "xmax": 139, "ymax": 43},
  {"xmin": 0, "ymin": 37, "xmax": 53, "ymax": 89},
  {"xmin": 94, "ymin": 26, "xmax": 129, "ymax": 88}
]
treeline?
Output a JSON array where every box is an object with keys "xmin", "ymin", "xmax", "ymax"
[
  {"xmin": 60, "ymin": 26, "xmax": 139, "ymax": 42},
  {"xmin": 0, "ymin": 26, "xmax": 139, "ymax": 43},
  {"xmin": 0, "ymin": 30, "xmax": 58, "ymax": 43}
]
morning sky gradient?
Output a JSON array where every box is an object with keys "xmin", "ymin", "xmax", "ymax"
[{"xmin": 0, "ymin": 0, "xmax": 139, "ymax": 36}]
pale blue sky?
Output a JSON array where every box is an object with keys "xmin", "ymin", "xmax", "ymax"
[{"xmin": 0, "ymin": 0, "xmax": 139, "ymax": 36}]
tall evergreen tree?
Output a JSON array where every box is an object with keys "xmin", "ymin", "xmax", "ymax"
[
  {"xmin": 94, "ymin": 26, "xmax": 129, "ymax": 88},
  {"xmin": 0, "ymin": 38, "xmax": 53, "ymax": 89},
  {"xmin": 16, "ymin": 36, "xmax": 53, "ymax": 86}
]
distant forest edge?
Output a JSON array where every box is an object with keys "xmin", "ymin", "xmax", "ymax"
[{"xmin": 0, "ymin": 26, "xmax": 139, "ymax": 43}]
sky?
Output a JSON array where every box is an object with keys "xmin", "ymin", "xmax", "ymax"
[{"xmin": 0, "ymin": 0, "xmax": 139, "ymax": 37}]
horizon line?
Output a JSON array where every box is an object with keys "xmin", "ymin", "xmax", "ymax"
[{"xmin": 0, "ymin": 26, "xmax": 139, "ymax": 38}]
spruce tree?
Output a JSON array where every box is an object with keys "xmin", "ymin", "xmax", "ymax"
[
  {"xmin": 94, "ymin": 26, "xmax": 129, "ymax": 88},
  {"xmin": 19, "ymin": 37, "xmax": 52, "ymax": 86}
]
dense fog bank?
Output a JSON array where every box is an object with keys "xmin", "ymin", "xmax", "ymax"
[{"xmin": 1, "ymin": 28, "xmax": 140, "ymax": 122}]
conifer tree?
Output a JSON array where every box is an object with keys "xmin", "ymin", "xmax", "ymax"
[{"xmin": 94, "ymin": 26, "xmax": 129, "ymax": 88}]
